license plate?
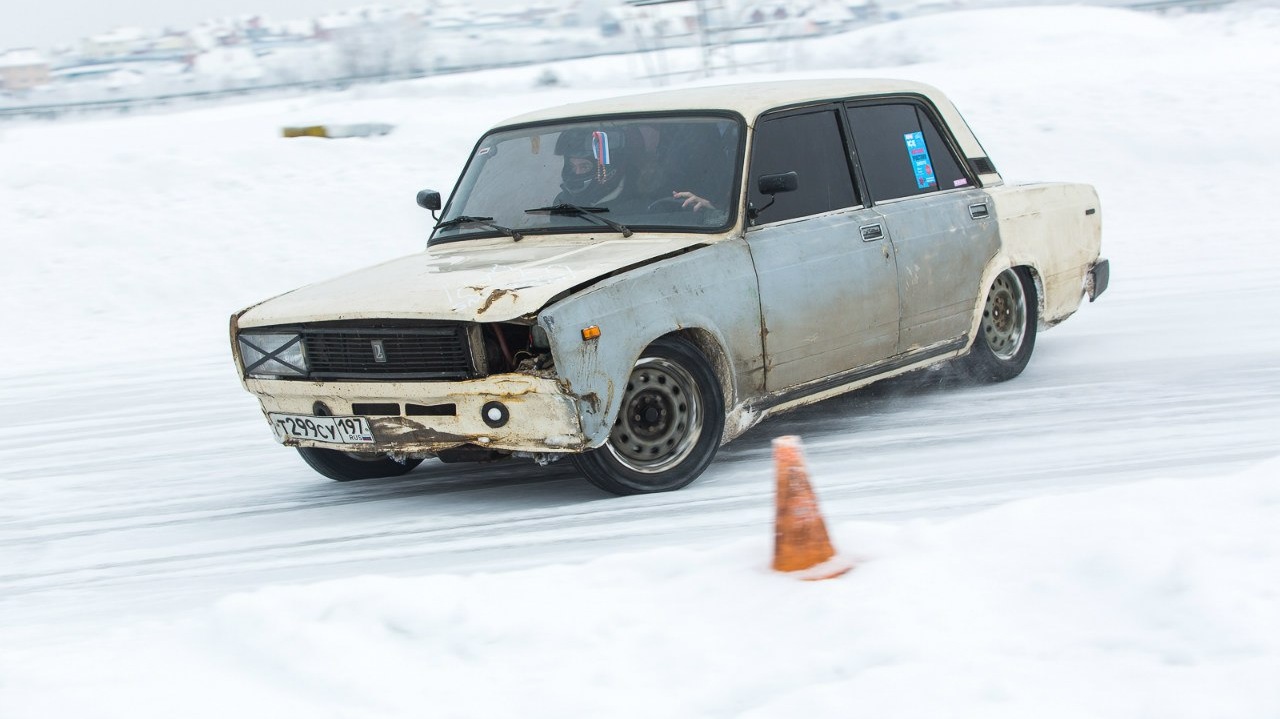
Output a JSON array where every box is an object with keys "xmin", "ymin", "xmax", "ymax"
[{"xmin": 268, "ymin": 413, "xmax": 374, "ymax": 444}]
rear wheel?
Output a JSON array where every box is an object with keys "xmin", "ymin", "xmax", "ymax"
[
  {"xmin": 572, "ymin": 337, "xmax": 725, "ymax": 495},
  {"xmin": 297, "ymin": 447, "xmax": 423, "ymax": 482},
  {"xmin": 958, "ymin": 267, "xmax": 1037, "ymax": 382}
]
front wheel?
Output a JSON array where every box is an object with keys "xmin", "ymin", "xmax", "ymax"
[
  {"xmin": 958, "ymin": 267, "xmax": 1038, "ymax": 382},
  {"xmin": 296, "ymin": 447, "xmax": 423, "ymax": 482},
  {"xmin": 572, "ymin": 337, "xmax": 725, "ymax": 495}
]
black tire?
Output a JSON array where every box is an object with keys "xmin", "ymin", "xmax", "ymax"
[
  {"xmin": 572, "ymin": 336, "xmax": 725, "ymax": 496},
  {"xmin": 296, "ymin": 447, "xmax": 423, "ymax": 482},
  {"xmin": 958, "ymin": 266, "xmax": 1038, "ymax": 382}
]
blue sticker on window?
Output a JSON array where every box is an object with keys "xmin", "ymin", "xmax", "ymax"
[{"xmin": 904, "ymin": 131, "xmax": 937, "ymax": 189}]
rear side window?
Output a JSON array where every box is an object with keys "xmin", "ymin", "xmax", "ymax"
[
  {"xmin": 845, "ymin": 102, "xmax": 969, "ymax": 202},
  {"xmin": 748, "ymin": 109, "xmax": 858, "ymax": 224}
]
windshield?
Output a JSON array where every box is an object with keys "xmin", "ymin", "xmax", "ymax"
[{"xmin": 433, "ymin": 114, "xmax": 742, "ymax": 243}]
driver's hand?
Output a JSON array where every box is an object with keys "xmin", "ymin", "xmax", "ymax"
[{"xmin": 672, "ymin": 191, "xmax": 714, "ymax": 212}]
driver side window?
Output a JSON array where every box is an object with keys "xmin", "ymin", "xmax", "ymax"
[{"xmin": 748, "ymin": 108, "xmax": 860, "ymax": 224}]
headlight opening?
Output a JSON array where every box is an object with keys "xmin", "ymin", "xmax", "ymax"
[{"xmin": 238, "ymin": 333, "xmax": 308, "ymax": 378}]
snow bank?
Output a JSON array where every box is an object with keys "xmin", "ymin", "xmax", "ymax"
[{"xmin": 3, "ymin": 459, "xmax": 1278, "ymax": 718}]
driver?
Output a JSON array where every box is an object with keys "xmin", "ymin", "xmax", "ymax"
[
  {"xmin": 554, "ymin": 126, "xmax": 718, "ymax": 213},
  {"xmin": 554, "ymin": 128, "xmax": 629, "ymax": 207}
]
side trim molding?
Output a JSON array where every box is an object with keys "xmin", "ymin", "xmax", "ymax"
[{"xmin": 749, "ymin": 337, "xmax": 967, "ymax": 413}]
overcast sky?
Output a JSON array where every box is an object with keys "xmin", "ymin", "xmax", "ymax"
[{"xmin": 2, "ymin": 1, "xmax": 432, "ymax": 53}]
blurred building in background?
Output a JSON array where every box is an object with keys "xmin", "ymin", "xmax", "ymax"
[{"xmin": 0, "ymin": 49, "xmax": 51, "ymax": 92}]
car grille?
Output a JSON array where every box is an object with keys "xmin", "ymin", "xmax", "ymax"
[{"xmin": 301, "ymin": 323, "xmax": 477, "ymax": 380}]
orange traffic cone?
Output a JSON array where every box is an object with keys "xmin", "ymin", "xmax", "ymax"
[{"xmin": 772, "ymin": 435, "xmax": 854, "ymax": 581}]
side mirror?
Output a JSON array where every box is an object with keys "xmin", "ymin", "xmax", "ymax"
[
  {"xmin": 417, "ymin": 189, "xmax": 442, "ymax": 222},
  {"xmin": 416, "ymin": 189, "xmax": 442, "ymax": 211},
  {"xmin": 749, "ymin": 171, "xmax": 798, "ymax": 222},
  {"xmin": 757, "ymin": 171, "xmax": 798, "ymax": 196}
]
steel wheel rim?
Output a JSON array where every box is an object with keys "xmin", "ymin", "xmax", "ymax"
[
  {"xmin": 606, "ymin": 356, "xmax": 704, "ymax": 474},
  {"xmin": 982, "ymin": 269, "xmax": 1027, "ymax": 361}
]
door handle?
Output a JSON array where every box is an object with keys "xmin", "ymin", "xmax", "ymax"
[
  {"xmin": 969, "ymin": 203, "xmax": 990, "ymax": 220},
  {"xmin": 860, "ymin": 224, "xmax": 884, "ymax": 241}
]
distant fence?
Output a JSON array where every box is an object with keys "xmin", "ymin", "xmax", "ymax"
[
  {"xmin": 1123, "ymin": 0, "xmax": 1235, "ymax": 11},
  {"xmin": 0, "ymin": 37, "xmax": 684, "ymax": 121},
  {"xmin": 0, "ymin": 62, "xmax": 545, "ymax": 121}
]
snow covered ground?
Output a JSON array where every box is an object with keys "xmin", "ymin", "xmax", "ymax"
[
  {"xmin": 2, "ymin": 4, "xmax": 1279, "ymax": 716},
  {"xmin": 5, "ymin": 459, "xmax": 1279, "ymax": 718}
]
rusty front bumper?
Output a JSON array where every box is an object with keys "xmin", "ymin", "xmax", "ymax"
[{"xmin": 244, "ymin": 373, "xmax": 587, "ymax": 454}]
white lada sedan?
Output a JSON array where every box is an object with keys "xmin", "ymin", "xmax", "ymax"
[{"xmin": 230, "ymin": 79, "xmax": 1109, "ymax": 495}]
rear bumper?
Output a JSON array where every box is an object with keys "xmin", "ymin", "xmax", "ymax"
[
  {"xmin": 244, "ymin": 373, "xmax": 587, "ymax": 455},
  {"xmin": 1087, "ymin": 258, "xmax": 1110, "ymax": 302}
]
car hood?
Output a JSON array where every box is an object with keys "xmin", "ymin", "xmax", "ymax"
[{"xmin": 237, "ymin": 234, "xmax": 709, "ymax": 327}]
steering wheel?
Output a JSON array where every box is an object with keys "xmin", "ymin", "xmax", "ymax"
[{"xmin": 646, "ymin": 197, "xmax": 687, "ymax": 213}]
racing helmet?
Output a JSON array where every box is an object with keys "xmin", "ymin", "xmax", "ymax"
[{"xmin": 554, "ymin": 127, "xmax": 627, "ymax": 199}]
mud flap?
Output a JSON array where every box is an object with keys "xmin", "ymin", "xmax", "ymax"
[{"xmin": 1088, "ymin": 258, "xmax": 1110, "ymax": 302}]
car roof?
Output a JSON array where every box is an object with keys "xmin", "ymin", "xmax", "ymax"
[{"xmin": 497, "ymin": 78, "xmax": 945, "ymax": 127}]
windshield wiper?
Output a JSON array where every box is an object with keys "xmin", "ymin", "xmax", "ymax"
[
  {"xmin": 524, "ymin": 204, "xmax": 632, "ymax": 237},
  {"xmin": 435, "ymin": 215, "xmax": 523, "ymax": 241}
]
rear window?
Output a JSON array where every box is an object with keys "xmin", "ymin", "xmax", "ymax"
[{"xmin": 845, "ymin": 102, "xmax": 969, "ymax": 202}]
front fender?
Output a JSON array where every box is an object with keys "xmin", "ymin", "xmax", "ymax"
[{"xmin": 539, "ymin": 239, "xmax": 764, "ymax": 447}]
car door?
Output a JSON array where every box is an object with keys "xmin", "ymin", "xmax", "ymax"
[
  {"xmin": 845, "ymin": 101, "xmax": 1000, "ymax": 355},
  {"xmin": 744, "ymin": 105, "xmax": 900, "ymax": 393}
]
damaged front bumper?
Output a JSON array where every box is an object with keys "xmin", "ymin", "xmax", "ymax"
[{"xmin": 244, "ymin": 373, "xmax": 587, "ymax": 455}]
